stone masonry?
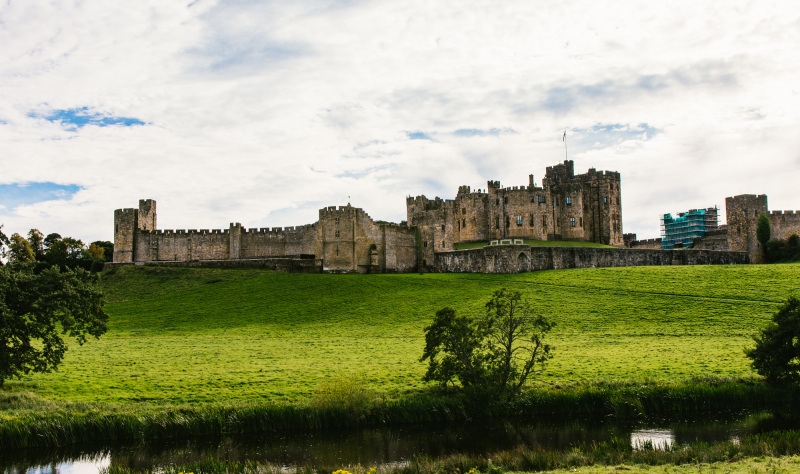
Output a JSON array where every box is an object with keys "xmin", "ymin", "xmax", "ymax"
[{"xmin": 407, "ymin": 160, "xmax": 624, "ymax": 251}]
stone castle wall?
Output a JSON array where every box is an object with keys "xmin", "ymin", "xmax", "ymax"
[
  {"xmin": 435, "ymin": 245, "xmax": 748, "ymax": 273},
  {"xmin": 768, "ymin": 210, "xmax": 800, "ymax": 241},
  {"xmin": 114, "ymin": 201, "xmax": 417, "ymax": 273},
  {"xmin": 409, "ymin": 160, "xmax": 624, "ymax": 248}
]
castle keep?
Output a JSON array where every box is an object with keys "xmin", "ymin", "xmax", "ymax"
[
  {"xmin": 407, "ymin": 160, "xmax": 624, "ymax": 266},
  {"xmin": 113, "ymin": 159, "xmax": 758, "ymax": 273}
]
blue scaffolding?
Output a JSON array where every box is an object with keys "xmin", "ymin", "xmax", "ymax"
[{"xmin": 660, "ymin": 207, "xmax": 719, "ymax": 249}]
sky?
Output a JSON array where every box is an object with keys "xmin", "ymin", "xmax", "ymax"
[{"xmin": 1, "ymin": 0, "xmax": 799, "ymax": 243}]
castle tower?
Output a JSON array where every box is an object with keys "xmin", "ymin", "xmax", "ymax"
[
  {"xmin": 113, "ymin": 199, "xmax": 157, "ymax": 263},
  {"xmin": 726, "ymin": 194, "xmax": 768, "ymax": 262}
]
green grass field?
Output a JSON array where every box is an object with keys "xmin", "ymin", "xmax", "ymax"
[
  {"xmin": 454, "ymin": 239, "xmax": 615, "ymax": 250},
  {"xmin": 3, "ymin": 263, "xmax": 798, "ymax": 408}
]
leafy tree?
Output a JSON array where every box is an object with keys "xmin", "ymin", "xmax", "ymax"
[
  {"xmin": 43, "ymin": 233, "xmax": 62, "ymax": 252},
  {"xmin": 757, "ymin": 214, "xmax": 771, "ymax": 251},
  {"xmin": 786, "ymin": 233, "xmax": 800, "ymax": 262},
  {"xmin": 45, "ymin": 236, "xmax": 86, "ymax": 269},
  {"xmin": 482, "ymin": 289, "xmax": 555, "ymax": 395},
  {"xmin": 745, "ymin": 297, "xmax": 800, "ymax": 385},
  {"xmin": 420, "ymin": 307, "xmax": 486, "ymax": 390},
  {"xmin": 27, "ymin": 229, "xmax": 45, "ymax": 261},
  {"xmin": 8, "ymin": 233, "xmax": 35, "ymax": 263},
  {"xmin": 0, "ymin": 263, "xmax": 108, "ymax": 386},
  {"xmin": 0, "ymin": 226, "xmax": 8, "ymax": 263},
  {"xmin": 420, "ymin": 289, "xmax": 554, "ymax": 398},
  {"xmin": 88, "ymin": 241, "xmax": 114, "ymax": 262}
]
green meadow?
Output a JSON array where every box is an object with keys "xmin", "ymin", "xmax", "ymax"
[{"xmin": 4, "ymin": 263, "xmax": 798, "ymax": 408}]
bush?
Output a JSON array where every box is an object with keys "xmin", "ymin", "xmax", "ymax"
[{"xmin": 745, "ymin": 297, "xmax": 800, "ymax": 384}]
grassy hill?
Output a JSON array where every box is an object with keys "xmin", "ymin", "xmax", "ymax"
[{"xmin": 6, "ymin": 263, "xmax": 799, "ymax": 407}]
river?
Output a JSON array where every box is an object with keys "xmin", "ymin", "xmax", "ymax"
[{"xmin": 3, "ymin": 409, "xmax": 798, "ymax": 473}]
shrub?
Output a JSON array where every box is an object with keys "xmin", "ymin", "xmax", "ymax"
[{"xmin": 745, "ymin": 297, "xmax": 800, "ymax": 384}]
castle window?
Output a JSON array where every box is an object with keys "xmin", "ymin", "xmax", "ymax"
[
  {"xmin": 579, "ymin": 217, "xmax": 583, "ymax": 227},
  {"xmin": 424, "ymin": 241, "xmax": 428, "ymax": 247},
  {"xmin": 505, "ymin": 216, "xmax": 510, "ymax": 228},
  {"xmin": 504, "ymin": 197, "xmax": 508, "ymax": 204},
  {"xmin": 530, "ymin": 196, "xmax": 535, "ymax": 203},
  {"xmin": 566, "ymin": 197, "xmax": 572, "ymax": 205},
  {"xmin": 335, "ymin": 230, "xmax": 340, "ymax": 238},
  {"xmin": 458, "ymin": 221, "xmax": 461, "ymax": 231},
  {"xmin": 516, "ymin": 215, "xmax": 522, "ymax": 226},
  {"xmin": 538, "ymin": 196, "xmax": 546, "ymax": 203},
  {"xmin": 529, "ymin": 214, "xmax": 534, "ymax": 226},
  {"xmin": 604, "ymin": 197, "xmax": 607, "ymax": 203},
  {"xmin": 542, "ymin": 216, "xmax": 547, "ymax": 228},
  {"xmin": 495, "ymin": 217, "xmax": 500, "ymax": 229},
  {"xmin": 570, "ymin": 217, "xmax": 576, "ymax": 227},
  {"xmin": 335, "ymin": 218, "xmax": 340, "ymax": 226},
  {"xmin": 462, "ymin": 208, "xmax": 466, "ymax": 215},
  {"xmin": 496, "ymin": 198, "xmax": 500, "ymax": 205},
  {"xmin": 462, "ymin": 219, "xmax": 466, "ymax": 228},
  {"xmin": 441, "ymin": 224, "xmax": 445, "ymax": 231},
  {"xmin": 336, "ymin": 245, "xmax": 339, "ymax": 256},
  {"xmin": 442, "ymin": 240, "xmax": 446, "ymax": 248}
]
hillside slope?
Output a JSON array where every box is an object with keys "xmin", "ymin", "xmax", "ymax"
[{"xmin": 9, "ymin": 263, "xmax": 799, "ymax": 406}]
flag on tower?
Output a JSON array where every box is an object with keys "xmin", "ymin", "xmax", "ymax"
[{"xmin": 563, "ymin": 130, "xmax": 566, "ymax": 141}]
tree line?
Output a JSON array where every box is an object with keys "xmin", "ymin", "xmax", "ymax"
[
  {"xmin": 0, "ymin": 224, "xmax": 109, "ymax": 387},
  {"xmin": 0, "ymin": 226, "xmax": 112, "ymax": 271}
]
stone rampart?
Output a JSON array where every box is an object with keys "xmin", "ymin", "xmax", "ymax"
[
  {"xmin": 434, "ymin": 245, "xmax": 748, "ymax": 273},
  {"xmin": 107, "ymin": 257, "xmax": 323, "ymax": 273},
  {"xmin": 769, "ymin": 210, "xmax": 800, "ymax": 241}
]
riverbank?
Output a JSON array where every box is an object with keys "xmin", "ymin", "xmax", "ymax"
[
  {"xmin": 2, "ymin": 377, "xmax": 799, "ymax": 449},
  {"xmin": 97, "ymin": 432, "xmax": 800, "ymax": 473}
]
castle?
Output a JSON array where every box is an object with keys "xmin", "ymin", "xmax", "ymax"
[
  {"xmin": 407, "ymin": 160, "xmax": 624, "ymax": 268},
  {"xmin": 113, "ymin": 201, "xmax": 418, "ymax": 273},
  {"xmin": 113, "ymin": 159, "xmax": 776, "ymax": 273},
  {"xmin": 625, "ymin": 194, "xmax": 800, "ymax": 263}
]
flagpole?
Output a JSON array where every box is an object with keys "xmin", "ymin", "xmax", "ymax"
[{"xmin": 563, "ymin": 129, "xmax": 568, "ymax": 160}]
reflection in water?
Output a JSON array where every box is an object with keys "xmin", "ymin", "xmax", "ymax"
[
  {"xmin": 2, "ymin": 410, "xmax": 797, "ymax": 473},
  {"xmin": 8, "ymin": 453, "xmax": 110, "ymax": 474},
  {"xmin": 631, "ymin": 430, "xmax": 675, "ymax": 450}
]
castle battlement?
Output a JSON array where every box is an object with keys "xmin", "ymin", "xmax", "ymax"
[
  {"xmin": 726, "ymin": 194, "xmax": 768, "ymax": 201},
  {"xmin": 770, "ymin": 210, "xmax": 799, "ymax": 216}
]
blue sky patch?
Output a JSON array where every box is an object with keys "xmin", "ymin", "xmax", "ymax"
[
  {"xmin": 0, "ymin": 182, "xmax": 81, "ymax": 211},
  {"xmin": 452, "ymin": 128, "xmax": 516, "ymax": 137},
  {"xmin": 30, "ymin": 107, "xmax": 145, "ymax": 130},
  {"xmin": 407, "ymin": 131, "xmax": 434, "ymax": 140},
  {"xmin": 567, "ymin": 123, "xmax": 658, "ymax": 152}
]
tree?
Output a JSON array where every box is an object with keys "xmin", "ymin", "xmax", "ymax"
[
  {"xmin": 757, "ymin": 214, "xmax": 771, "ymax": 251},
  {"xmin": 27, "ymin": 229, "xmax": 45, "ymax": 261},
  {"xmin": 87, "ymin": 241, "xmax": 113, "ymax": 261},
  {"xmin": 8, "ymin": 233, "xmax": 35, "ymax": 263},
  {"xmin": 0, "ymin": 226, "xmax": 8, "ymax": 264},
  {"xmin": 0, "ymin": 263, "xmax": 108, "ymax": 386},
  {"xmin": 745, "ymin": 297, "xmax": 800, "ymax": 385},
  {"xmin": 420, "ymin": 289, "xmax": 554, "ymax": 398}
]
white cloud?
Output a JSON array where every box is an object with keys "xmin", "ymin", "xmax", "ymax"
[{"xmin": 0, "ymin": 0, "xmax": 799, "ymax": 243}]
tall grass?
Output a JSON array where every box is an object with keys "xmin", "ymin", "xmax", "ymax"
[{"xmin": 3, "ymin": 378, "xmax": 798, "ymax": 449}]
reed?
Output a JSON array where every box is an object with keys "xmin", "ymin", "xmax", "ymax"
[{"xmin": 3, "ymin": 378, "xmax": 798, "ymax": 449}]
